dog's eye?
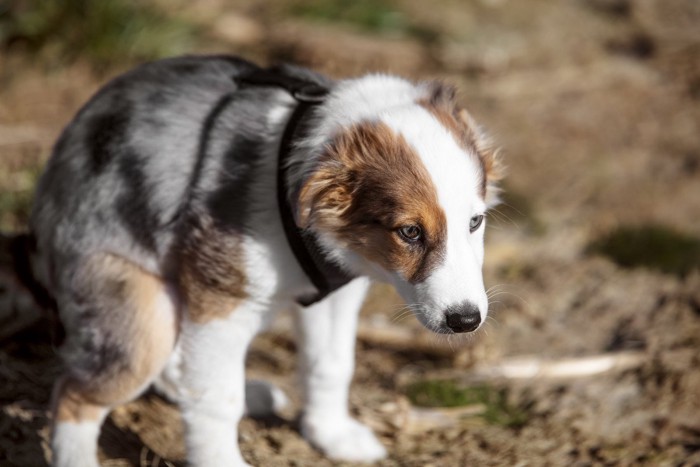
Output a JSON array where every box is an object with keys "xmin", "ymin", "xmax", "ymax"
[
  {"xmin": 469, "ymin": 214, "xmax": 484, "ymax": 233},
  {"xmin": 398, "ymin": 225, "xmax": 422, "ymax": 243}
]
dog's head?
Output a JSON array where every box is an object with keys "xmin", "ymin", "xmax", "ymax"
[{"xmin": 295, "ymin": 79, "xmax": 503, "ymax": 333}]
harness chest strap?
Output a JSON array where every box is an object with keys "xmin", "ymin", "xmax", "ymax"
[{"xmin": 235, "ymin": 67, "xmax": 356, "ymax": 306}]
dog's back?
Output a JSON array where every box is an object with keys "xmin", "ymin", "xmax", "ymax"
[{"xmin": 31, "ymin": 56, "xmax": 257, "ymax": 289}]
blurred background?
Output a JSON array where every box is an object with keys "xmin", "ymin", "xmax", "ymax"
[{"xmin": 1, "ymin": 0, "xmax": 699, "ymax": 465}]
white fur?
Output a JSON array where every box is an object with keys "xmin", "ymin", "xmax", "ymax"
[{"xmin": 52, "ymin": 415, "xmax": 106, "ymax": 467}]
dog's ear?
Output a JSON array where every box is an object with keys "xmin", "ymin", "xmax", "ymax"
[
  {"xmin": 422, "ymin": 82, "xmax": 505, "ymax": 207},
  {"xmin": 482, "ymin": 145, "xmax": 505, "ymax": 209},
  {"xmin": 295, "ymin": 159, "xmax": 353, "ymax": 229},
  {"xmin": 457, "ymin": 109, "xmax": 505, "ymax": 208},
  {"xmin": 424, "ymin": 81, "xmax": 458, "ymax": 110}
]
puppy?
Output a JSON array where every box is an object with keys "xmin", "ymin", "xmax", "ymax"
[{"xmin": 27, "ymin": 55, "xmax": 502, "ymax": 466}]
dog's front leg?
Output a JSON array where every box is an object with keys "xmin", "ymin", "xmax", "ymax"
[
  {"xmin": 177, "ymin": 300, "xmax": 265, "ymax": 467},
  {"xmin": 294, "ymin": 277, "xmax": 387, "ymax": 462}
]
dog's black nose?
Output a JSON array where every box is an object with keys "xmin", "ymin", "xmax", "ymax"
[{"xmin": 445, "ymin": 302, "xmax": 481, "ymax": 333}]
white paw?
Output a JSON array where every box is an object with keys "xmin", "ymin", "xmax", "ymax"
[{"xmin": 301, "ymin": 415, "xmax": 387, "ymax": 463}]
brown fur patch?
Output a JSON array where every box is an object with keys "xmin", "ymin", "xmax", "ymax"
[
  {"xmin": 298, "ymin": 121, "xmax": 447, "ymax": 283},
  {"xmin": 54, "ymin": 253, "xmax": 177, "ymax": 422},
  {"xmin": 53, "ymin": 378, "xmax": 105, "ymax": 423},
  {"xmin": 419, "ymin": 81, "xmax": 504, "ymax": 201},
  {"xmin": 178, "ymin": 214, "xmax": 247, "ymax": 323}
]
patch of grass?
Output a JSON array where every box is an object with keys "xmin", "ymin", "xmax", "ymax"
[
  {"xmin": 405, "ymin": 380, "xmax": 529, "ymax": 428},
  {"xmin": 288, "ymin": 0, "xmax": 439, "ymax": 42},
  {"xmin": 0, "ymin": 0, "xmax": 196, "ymax": 69},
  {"xmin": 587, "ymin": 224, "xmax": 700, "ymax": 277},
  {"xmin": 406, "ymin": 379, "xmax": 479, "ymax": 408}
]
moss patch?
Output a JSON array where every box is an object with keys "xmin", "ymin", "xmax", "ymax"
[
  {"xmin": 588, "ymin": 224, "xmax": 700, "ymax": 277},
  {"xmin": 406, "ymin": 380, "xmax": 529, "ymax": 428}
]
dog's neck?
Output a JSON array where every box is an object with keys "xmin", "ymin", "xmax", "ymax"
[
  {"xmin": 236, "ymin": 67, "xmax": 366, "ymax": 305},
  {"xmin": 277, "ymin": 85, "xmax": 357, "ymax": 306}
]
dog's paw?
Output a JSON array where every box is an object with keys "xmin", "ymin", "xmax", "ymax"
[{"xmin": 301, "ymin": 414, "xmax": 387, "ymax": 463}]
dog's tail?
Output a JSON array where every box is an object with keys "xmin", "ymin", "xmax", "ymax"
[{"xmin": 0, "ymin": 232, "xmax": 57, "ymax": 341}]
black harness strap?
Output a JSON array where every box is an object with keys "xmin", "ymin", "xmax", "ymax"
[{"xmin": 235, "ymin": 67, "xmax": 355, "ymax": 306}]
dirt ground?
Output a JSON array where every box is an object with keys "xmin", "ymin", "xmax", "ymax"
[{"xmin": 1, "ymin": 0, "xmax": 699, "ymax": 465}]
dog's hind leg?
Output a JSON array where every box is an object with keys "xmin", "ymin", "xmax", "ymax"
[
  {"xmin": 51, "ymin": 253, "xmax": 178, "ymax": 467},
  {"xmin": 294, "ymin": 277, "xmax": 387, "ymax": 462}
]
